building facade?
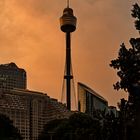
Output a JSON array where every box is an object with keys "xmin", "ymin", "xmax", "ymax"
[
  {"xmin": 0, "ymin": 89, "xmax": 71, "ymax": 140},
  {"xmin": 0, "ymin": 63, "xmax": 26, "ymax": 90},
  {"xmin": 78, "ymin": 82, "xmax": 108, "ymax": 116},
  {"xmin": 0, "ymin": 63, "xmax": 71, "ymax": 140}
]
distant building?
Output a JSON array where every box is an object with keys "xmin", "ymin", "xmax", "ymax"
[
  {"xmin": 0, "ymin": 63, "xmax": 71, "ymax": 140},
  {"xmin": 0, "ymin": 63, "xmax": 26, "ymax": 90},
  {"xmin": 78, "ymin": 82, "xmax": 108, "ymax": 116}
]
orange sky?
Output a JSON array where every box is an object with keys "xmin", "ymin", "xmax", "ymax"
[{"xmin": 0, "ymin": 0, "xmax": 139, "ymax": 107}]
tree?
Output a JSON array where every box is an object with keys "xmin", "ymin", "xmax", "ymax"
[
  {"xmin": 131, "ymin": 3, "xmax": 140, "ymax": 30},
  {"xmin": 110, "ymin": 3, "xmax": 140, "ymax": 140},
  {"xmin": 102, "ymin": 111, "xmax": 120, "ymax": 140},
  {"xmin": 0, "ymin": 114, "xmax": 22, "ymax": 140},
  {"xmin": 38, "ymin": 112, "xmax": 102, "ymax": 140},
  {"xmin": 110, "ymin": 3, "xmax": 140, "ymax": 98},
  {"xmin": 39, "ymin": 111, "xmax": 122, "ymax": 140},
  {"xmin": 38, "ymin": 118, "xmax": 67, "ymax": 140}
]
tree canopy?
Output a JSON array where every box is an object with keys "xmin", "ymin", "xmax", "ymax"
[
  {"xmin": 110, "ymin": 3, "xmax": 140, "ymax": 140},
  {"xmin": 110, "ymin": 3, "xmax": 140, "ymax": 96},
  {"xmin": 38, "ymin": 111, "xmax": 122, "ymax": 140},
  {"xmin": 131, "ymin": 3, "xmax": 140, "ymax": 30},
  {"xmin": 0, "ymin": 114, "xmax": 22, "ymax": 140},
  {"xmin": 38, "ymin": 112, "xmax": 102, "ymax": 140}
]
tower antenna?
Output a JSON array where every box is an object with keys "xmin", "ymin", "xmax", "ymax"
[{"xmin": 67, "ymin": 0, "xmax": 69, "ymax": 8}]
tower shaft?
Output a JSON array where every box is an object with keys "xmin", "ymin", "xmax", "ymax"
[{"xmin": 65, "ymin": 32, "xmax": 73, "ymax": 110}]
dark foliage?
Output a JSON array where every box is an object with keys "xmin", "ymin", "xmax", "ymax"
[
  {"xmin": 110, "ymin": 3, "xmax": 140, "ymax": 95},
  {"xmin": 110, "ymin": 3, "xmax": 140, "ymax": 140},
  {"xmin": 38, "ymin": 112, "xmax": 122, "ymax": 140},
  {"xmin": 131, "ymin": 3, "xmax": 140, "ymax": 30},
  {"xmin": 0, "ymin": 114, "xmax": 22, "ymax": 140},
  {"xmin": 38, "ymin": 112, "xmax": 102, "ymax": 140}
]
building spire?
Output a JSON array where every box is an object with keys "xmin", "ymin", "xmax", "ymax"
[{"xmin": 67, "ymin": 0, "xmax": 69, "ymax": 8}]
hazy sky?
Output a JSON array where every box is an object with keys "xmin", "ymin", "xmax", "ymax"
[{"xmin": 0, "ymin": 0, "xmax": 139, "ymax": 107}]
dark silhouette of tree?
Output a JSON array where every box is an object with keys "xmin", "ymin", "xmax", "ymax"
[
  {"xmin": 38, "ymin": 118, "xmax": 67, "ymax": 140},
  {"xmin": 38, "ymin": 111, "xmax": 122, "ymax": 140},
  {"xmin": 110, "ymin": 3, "xmax": 140, "ymax": 140},
  {"xmin": 102, "ymin": 111, "xmax": 120, "ymax": 140},
  {"xmin": 38, "ymin": 112, "xmax": 102, "ymax": 140},
  {"xmin": 131, "ymin": 3, "xmax": 140, "ymax": 30},
  {"xmin": 0, "ymin": 114, "xmax": 22, "ymax": 140},
  {"xmin": 110, "ymin": 3, "xmax": 140, "ymax": 96}
]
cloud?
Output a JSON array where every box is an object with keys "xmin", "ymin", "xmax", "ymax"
[
  {"xmin": 85, "ymin": 0, "xmax": 99, "ymax": 5},
  {"xmin": 0, "ymin": 0, "xmax": 139, "ymax": 106}
]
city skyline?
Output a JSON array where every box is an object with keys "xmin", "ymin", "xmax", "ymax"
[{"xmin": 0, "ymin": 0, "xmax": 139, "ymax": 107}]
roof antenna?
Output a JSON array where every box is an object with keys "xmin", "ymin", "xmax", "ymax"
[{"xmin": 67, "ymin": 0, "xmax": 69, "ymax": 8}]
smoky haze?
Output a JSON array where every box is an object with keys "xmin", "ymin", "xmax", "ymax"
[{"xmin": 0, "ymin": 0, "xmax": 139, "ymax": 106}]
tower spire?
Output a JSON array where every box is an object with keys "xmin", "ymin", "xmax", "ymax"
[{"xmin": 67, "ymin": 0, "xmax": 69, "ymax": 8}]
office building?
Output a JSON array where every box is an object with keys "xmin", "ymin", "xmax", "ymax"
[
  {"xmin": 0, "ymin": 88, "xmax": 71, "ymax": 140},
  {"xmin": 0, "ymin": 62, "xmax": 26, "ymax": 90},
  {"xmin": 0, "ymin": 63, "xmax": 71, "ymax": 140},
  {"xmin": 78, "ymin": 82, "xmax": 108, "ymax": 116}
]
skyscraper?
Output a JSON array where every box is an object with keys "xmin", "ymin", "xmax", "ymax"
[
  {"xmin": 0, "ymin": 62, "xmax": 26, "ymax": 90},
  {"xmin": 0, "ymin": 63, "xmax": 71, "ymax": 140},
  {"xmin": 0, "ymin": 89, "xmax": 71, "ymax": 140}
]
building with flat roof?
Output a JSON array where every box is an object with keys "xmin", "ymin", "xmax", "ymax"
[
  {"xmin": 0, "ymin": 63, "xmax": 71, "ymax": 140},
  {"xmin": 0, "ymin": 88, "xmax": 71, "ymax": 140},
  {"xmin": 0, "ymin": 63, "xmax": 26, "ymax": 90},
  {"xmin": 78, "ymin": 82, "xmax": 108, "ymax": 116}
]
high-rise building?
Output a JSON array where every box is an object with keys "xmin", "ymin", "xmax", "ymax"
[
  {"xmin": 0, "ymin": 63, "xmax": 71, "ymax": 140},
  {"xmin": 0, "ymin": 89, "xmax": 71, "ymax": 140},
  {"xmin": 78, "ymin": 82, "xmax": 108, "ymax": 116},
  {"xmin": 0, "ymin": 62, "xmax": 26, "ymax": 90}
]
